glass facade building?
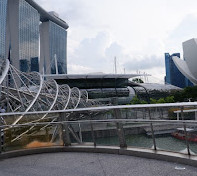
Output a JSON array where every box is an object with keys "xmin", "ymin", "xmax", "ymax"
[
  {"xmin": 19, "ymin": 59, "xmax": 29, "ymax": 72},
  {"xmin": 165, "ymin": 53, "xmax": 193, "ymax": 88},
  {"xmin": 0, "ymin": 0, "xmax": 8, "ymax": 60},
  {"xmin": 30, "ymin": 57, "xmax": 39, "ymax": 72},
  {"xmin": 49, "ymin": 21, "xmax": 67, "ymax": 74},
  {"xmin": 18, "ymin": 0, "xmax": 40, "ymax": 72},
  {"xmin": 1, "ymin": 0, "xmax": 68, "ymax": 74}
]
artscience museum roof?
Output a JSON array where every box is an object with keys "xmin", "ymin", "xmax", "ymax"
[{"xmin": 172, "ymin": 38, "xmax": 197, "ymax": 85}]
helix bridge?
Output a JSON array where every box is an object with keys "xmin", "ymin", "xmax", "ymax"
[{"xmin": 0, "ymin": 59, "xmax": 103, "ymax": 143}]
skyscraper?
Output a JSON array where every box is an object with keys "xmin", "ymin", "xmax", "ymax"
[
  {"xmin": 5, "ymin": 0, "xmax": 40, "ymax": 71},
  {"xmin": 18, "ymin": 0, "xmax": 40, "ymax": 72},
  {"xmin": 0, "ymin": 0, "xmax": 68, "ymax": 74},
  {"xmin": 40, "ymin": 20, "xmax": 67, "ymax": 75},
  {"xmin": 165, "ymin": 53, "xmax": 193, "ymax": 88},
  {"xmin": 0, "ymin": 0, "xmax": 8, "ymax": 61}
]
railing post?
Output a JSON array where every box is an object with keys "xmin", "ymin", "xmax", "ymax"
[
  {"xmin": 0, "ymin": 117, "xmax": 4, "ymax": 153},
  {"xmin": 61, "ymin": 122, "xmax": 71, "ymax": 146},
  {"xmin": 177, "ymin": 112, "xmax": 180, "ymax": 120},
  {"xmin": 150, "ymin": 123, "xmax": 156, "ymax": 150},
  {"xmin": 0, "ymin": 126, "xmax": 2, "ymax": 154},
  {"xmin": 181, "ymin": 106, "xmax": 184, "ymax": 120},
  {"xmin": 59, "ymin": 112, "xmax": 71, "ymax": 146},
  {"xmin": 114, "ymin": 109, "xmax": 127, "ymax": 148},
  {"xmin": 90, "ymin": 121, "xmax": 96, "ymax": 147},
  {"xmin": 78, "ymin": 122, "xmax": 83, "ymax": 143},
  {"xmin": 148, "ymin": 108, "xmax": 157, "ymax": 150},
  {"xmin": 183, "ymin": 123, "xmax": 190, "ymax": 155}
]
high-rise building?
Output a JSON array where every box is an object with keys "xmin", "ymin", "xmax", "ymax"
[
  {"xmin": 6, "ymin": 0, "xmax": 40, "ymax": 71},
  {"xmin": 0, "ymin": 0, "xmax": 68, "ymax": 74},
  {"xmin": 0, "ymin": 0, "xmax": 8, "ymax": 61},
  {"xmin": 40, "ymin": 20, "xmax": 67, "ymax": 74},
  {"xmin": 165, "ymin": 53, "xmax": 193, "ymax": 88}
]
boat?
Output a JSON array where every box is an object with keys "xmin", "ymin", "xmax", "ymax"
[{"xmin": 171, "ymin": 128, "xmax": 197, "ymax": 142}]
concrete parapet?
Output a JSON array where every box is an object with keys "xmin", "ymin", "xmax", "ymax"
[{"xmin": 0, "ymin": 145, "xmax": 197, "ymax": 167}]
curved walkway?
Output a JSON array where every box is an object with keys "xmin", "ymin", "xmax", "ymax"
[{"xmin": 0, "ymin": 152, "xmax": 197, "ymax": 176}]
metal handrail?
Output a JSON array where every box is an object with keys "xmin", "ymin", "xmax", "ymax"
[
  {"xmin": 1, "ymin": 106, "xmax": 197, "ymax": 156},
  {"xmin": 1, "ymin": 119, "xmax": 197, "ymax": 128},
  {"xmin": 1, "ymin": 102, "xmax": 197, "ymax": 116}
]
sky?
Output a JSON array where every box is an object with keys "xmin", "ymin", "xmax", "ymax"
[{"xmin": 35, "ymin": 0, "xmax": 197, "ymax": 83}]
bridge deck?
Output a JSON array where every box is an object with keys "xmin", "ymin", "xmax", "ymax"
[{"xmin": 0, "ymin": 152, "xmax": 197, "ymax": 176}]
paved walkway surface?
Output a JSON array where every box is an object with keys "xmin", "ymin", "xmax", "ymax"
[{"xmin": 0, "ymin": 152, "xmax": 197, "ymax": 176}]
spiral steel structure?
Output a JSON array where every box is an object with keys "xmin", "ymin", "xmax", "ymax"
[{"xmin": 0, "ymin": 59, "xmax": 102, "ymax": 126}]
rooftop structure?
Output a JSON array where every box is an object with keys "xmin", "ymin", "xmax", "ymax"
[
  {"xmin": 44, "ymin": 74, "xmax": 180, "ymax": 104},
  {"xmin": 140, "ymin": 83, "xmax": 182, "ymax": 91},
  {"xmin": 22, "ymin": 0, "xmax": 68, "ymax": 29},
  {"xmin": 44, "ymin": 73, "xmax": 140, "ymax": 104}
]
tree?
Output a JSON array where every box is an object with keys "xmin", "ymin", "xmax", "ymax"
[
  {"xmin": 130, "ymin": 96, "xmax": 141, "ymax": 104},
  {"xmin": 157, "ymin": 98, "xmax": 165, "ymax": 104},
  {"xmin": 172, "ymin": 86, "xmax": 197, "ymax": 102},
  {"xmin": 130, "ymin": 96, "xmax": 148, "ymax": 104},
  {"xmin": 149, "ymin": 96, "xmax": 174, "ymax": 104},
  {"xmin": 165, "ymin": 96, "xmax": 175, "ymax": 103},
  {"xmin": 150, "ymin": 98, "xmax": 157, "ymax": 104},
  {"xmin": 132, "ymin": 78, "xmax": 144, "ymax": 83}
]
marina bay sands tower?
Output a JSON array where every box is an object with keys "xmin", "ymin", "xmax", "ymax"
[{"xmin": 0, "ymin": 0, "xmax": 68, "ymax": 74}]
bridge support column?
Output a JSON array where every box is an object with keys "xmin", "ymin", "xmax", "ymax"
[
  {"xmin": 59, "ymin": 113, "xmax": 71, "ymax": 146},
  {"xmin": 113, "ymin": 109, "xmax": 127, "ymax": 148}
]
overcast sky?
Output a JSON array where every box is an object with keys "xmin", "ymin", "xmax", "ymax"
[{"xmin": 35, "ymin": 0, "xmax": 197, "ymax": 83}]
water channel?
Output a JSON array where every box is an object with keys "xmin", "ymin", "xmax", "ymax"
[{"xmin": 95, "ymin": 134, "xmax": 197, "ymax": 155}]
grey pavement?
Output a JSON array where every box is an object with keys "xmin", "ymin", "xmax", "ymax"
[{"xmin": 0, "ymin": 152, "xmax": 197, "ymax": 176}]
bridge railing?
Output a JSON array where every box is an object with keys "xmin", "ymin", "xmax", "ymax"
[
  {"xmin": 1, "ymin": 102, "xmax": 197, "ymax": 156},
  {"xmin": 1, "ymin": 117, "xmax": 197, "ymax": 156}
]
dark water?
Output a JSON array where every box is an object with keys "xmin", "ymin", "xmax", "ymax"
[{"xmin": 96, "ymin": 134, "xmax": 197, "ymax": 155}]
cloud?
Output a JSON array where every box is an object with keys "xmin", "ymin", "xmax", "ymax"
[
  {"xmin": 166, "ymin": 14, "xmax": 197, "ymax": 54},
  {"xmin": 68, "ymin": 64, "xmax": 93, "ymax": 74},
  {"xmin": 124, "ymin": 55, "xmax": 164, "ymax": 71},
  {"xmin": 70, "ymin": 32, "xmax": 109, "ymax": 67},
  {"xmin": 33, "ymin": 0, "xmax": 197, "ymax": 83},
  {"xmin": 68, "ymin": 32, "xmax": 128, "ymax": 73},
  {"xmin": 68, "ymin": 31, "xmax": 165, "ymax": 77},
  {"xmin": 34, "ymin": 0, "xmax": 93, "ymax": 28},
  {"xmin": 169, "ymin": 14, "xmax": 197, "ymax": 40},
  {"xmin": 105, "ymin": 42, "xmax": 123, "ymax": 58}
]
